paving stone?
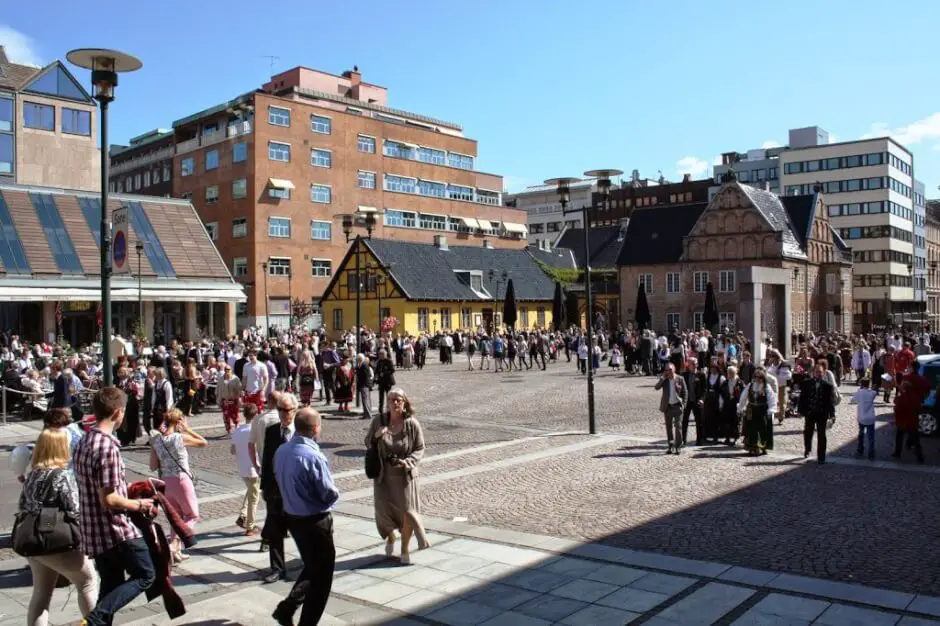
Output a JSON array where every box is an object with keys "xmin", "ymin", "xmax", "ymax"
[
  {"xmin": 538, "ymin": 555, "xmax": 604, "ymax": 578},
  {"xmin": 467, "ymin": 562, "xmax": 523, "ymax": 581},
  {"xmin": 596, "ymin": 586, "xmax": 672, "ymax": 613},
  {"xmin": 548, "ymin": 578, "xmax": 621, "ymax": 603},
  {"xmin": 502, "ymin": 569, "xmax": 572, "ymax": 593},
  {"xmin": 424, "ymin": 599, "xmax": 504, "ymax": 626},
  {"xmin": 389, "ymin": 564, "xmax": 461, "ymax": 587},
  {"xmin": 733, "ymin": 612, "xmax": 813, "ymax": 626},
  {"xmin": 909, "ymin": 596, "xmax": 940, "ymax": 618},
  {"xmin": 629, "ymin": 572, "xmax": 697, "ymax": 595},
  {"xmin": 436, "ymin": 574, "xmax": 489, "ymax": 595},
  {"xmin": 479, "ymin": 610, "xmax": 552, "ymax": 626},
  {"xmin": 651, "ymin": 582, "xmax": 754, "ymax": 625},
  {"xmin": 584, "ymin": 563, "xmax": 648, "ymax": 586},
  {"xmin": 898, "ymin": 617, "xmax": 940, "ymax": 626},
  {"xmin": 344, "ymin": 578, "xmax": 421, "ymax": 604},
  {"xmin": 559, "ymin": 603, "xmax": 640, "ymax": 625},
  {"xmin": 720, "ymin": 566, "xmax": 781, "ymax": 587},
  {"xmin": 431, "ymin": 554, "xmax": 493, "ymax": 575},
  {"xmin": 515, "ymin": 594, "xmax": 589, "ymax": 622},
  {"xmin": 815, "ymin": 603, "xmax": 903, "ymax": 626},
  {"xmin": 331, "ymin": 572, "xmax": 384, "ymax": 594},
  {"xmin": 466, "ymin": 582, "xmax": 540, "ymax": 610},
  {"xmin": 768, "ymin": 573, "xmax": 914, "ymax": 610},
  {"xmin": 746, "ymin": 593, "xmax": 831, "ymax": 622},
  {"xmin": 385, "ymin": 588, "xmax": 456, "ymax": 616}
]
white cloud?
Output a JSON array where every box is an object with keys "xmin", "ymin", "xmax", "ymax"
[
  {"xmin": 712, "ymin": 155, "xmax": 723, "ymax": 166},
  {"xmin": 0, "ymin": 26, "xmax": 42, "ymax": 66},
  {"xmin": 676, "ymin": 156, "xmax": 711, "ymax": 179},
  {"xmin": 502, "ymin": 175, "xmax": 537, "ymax": 193},
  {"xmin": 861, "ymin": 113, "xmax": 940, "ymax": 147},
  {"xmin": 761, "ymin": 140, "xmax": 780, "ymax": 149}
]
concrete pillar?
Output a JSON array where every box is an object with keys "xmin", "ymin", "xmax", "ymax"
[
  {"xmin": 781, "ymin": 283, "xmax": 793, "ymax": 356},
  {"xmin": 42, "ymin": 301, "xmax": 56, "ymax": 343},
  {"xmin": 738, "ymin": 282, "xmax": 763, "ymax": 362},
  {"xmin": 184, "ymin": 301, "xmax": 197, "ymax": 341},
  {"xmin": 224, "ymin": 302, "xmax": 237, "ymax": 339},
  {"xmin": 142, "ymin": 301, "xmax": 155, "ymax": 342},
  {"xmin": 208, "ymin": 303, "xmax": 215, "ymax": 339}
]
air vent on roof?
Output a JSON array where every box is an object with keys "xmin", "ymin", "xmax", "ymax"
[{"xmin": 483, "ymin": 240, "xmax": 493, "ymax": 249}]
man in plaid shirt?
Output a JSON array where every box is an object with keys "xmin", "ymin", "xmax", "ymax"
[{"xmin": 74, "ymin": 387, "xmax": 156, "ymax": 625}]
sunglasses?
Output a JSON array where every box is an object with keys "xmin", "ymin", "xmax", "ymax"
[{"xmin": 277, "ymin": 406, "xmax": 295, "ymax": 412}]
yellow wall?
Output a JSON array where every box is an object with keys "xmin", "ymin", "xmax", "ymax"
[{"xmin": 322, "ymin": 297, "xmax": 554, "ymax": 339}]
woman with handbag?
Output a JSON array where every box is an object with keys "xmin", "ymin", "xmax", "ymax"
[
  {"xmin": 149, "ymin": 409, "xmax": 207, "ymax": 564},
  {"xmin": 16, "ymin": 426, "xmax": 98, "ymax": 626},
  {"xmin": 365, "ymin": 387, "xmax": 429, "ymax": 564}
]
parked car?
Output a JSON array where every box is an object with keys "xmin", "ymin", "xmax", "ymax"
[{"xmin": 914, "ymin": 354, "xmax": 940, "ymax": 436}]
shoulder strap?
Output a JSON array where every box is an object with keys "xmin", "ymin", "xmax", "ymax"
[{"xmin": 159, "ymin": 435, "xmax": 194, "ymax": 480}]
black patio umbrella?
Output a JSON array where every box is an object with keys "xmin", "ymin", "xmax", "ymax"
[
  {"xmin": 503, "ymin": 278, "xmax": 518, "ymax": 331},
  {"xmin": 703, "ymin": 281, "xmax": 720, "ymax": 332},
  {"xmin": 552, "ymin": 281, "xmax": 565, "ymax": 331},
  {"xmin": 566, "ymin": 290, "xmax": 580, "ymax": 329},
  {"xmin": 635, "ymin": 283, "xmax": 651, "ymax": 331}
]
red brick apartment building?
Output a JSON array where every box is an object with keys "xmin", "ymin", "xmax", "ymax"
[{"xmin": 166, "ymin": 66, "xmax": 525, "ymax": 326}]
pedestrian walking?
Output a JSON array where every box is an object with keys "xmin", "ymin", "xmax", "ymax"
[
  {"xmin": 260, "ymin": 393, "xmax": 297, "ymax": 583},
  {"xmin": 655, "ymin": 363, "xmax": 687, "ymax": 455},
  {"xmin": 232, "ymin": 404, "xmax": 262, "ymax": 535},
  {"xmin": 798, "ymin": 362, "xmax": 837, "ymax": 464},
  {"xmin": 851, "ymin": 378, "xmax": 878, "ymax": 460}
]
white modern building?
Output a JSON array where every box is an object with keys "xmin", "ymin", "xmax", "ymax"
[{"xmin": 507, "ymin": 179, "xmax": 595, "ymax": 248}]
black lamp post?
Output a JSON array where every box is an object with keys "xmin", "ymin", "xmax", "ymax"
[
  {"xmin": 839, "ymin": 278, "xmax": 846, "ymax": 334},
  {"xmin": 488, "ymin": 268, "xmax": 508, "ymax": 330},
  {"xmin": 287, "ymin": 267, "xmax": 293, "ymax": 330},
  {"xmin": 136, "ymin": 240, "xmax": 144, "ymax": 339},
  {"xmin": 337, "ymin": 209, "xmax": 379, "ymax": 360},
  {"xmin": 67, "ymin": 49, "xmax": 142, "ymax": 385},
  {"xmin": 261, "ymin": 261, "xmax": 269, "ymax": 337},
  {"xmin": 376, "ymin": 273, "xmax": 386, "ymax": 331},
  {"xmin": 546, "ymin": 169, "xmax": 622, "ymax": 435}
]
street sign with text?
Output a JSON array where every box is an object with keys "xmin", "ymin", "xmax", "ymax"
[{"xmin": 112, "ymin": 207, "xmax": 129, "ymax": 274}]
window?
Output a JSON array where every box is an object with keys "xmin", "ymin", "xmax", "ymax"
[
  {"xmin": 204, "ymin": 221, "xmax": 218, "ymax": 241},
  {"xmin": 311, "ymin": 220, "xmax": 331, "ymax": 240},
  {"xmin": 311, "ymin": 259, "xmax": 332, "ymax": 277},
  {"xmin": 269, "ymin": 186, "xmax": 290, "ymax": 200},
  {"xmin": 826, "ymin": 310, "xmax": 836, "ymax": 331},
  {"xmin": 694, "ymin": 271, "xmax": 709, "ymax": 293},
  {"xmin": 693, "ymin": 312, "xmax": 704, "ymax": 330},
  {"xmin": 384, "ymin": 174, "xmax": 416, "ymax": 193},
  {"xmin": 311, "ymin": 114, "xmax": 331, "ymax": 134},
  {"xmin": 0, "ymin": 96, "xmax": 12, "ymax": 132},
  {"xmin": 667, "ymin": 272, "xmax": 681, "ymax": 294},
  {"xmin": 384, "ymin": 209, "xmax": 416, "ymax": 228},
  {"xmin": 61, "ymin": 108, "xmax": 91, "ymax": 135},
  {"xmin": 232, "ymin": 218, "xmax": 248, "ymax": 238},
  {"xmin": 268, "ymin": 217, "xmax": 291, "ymax": 238},
  {"xmin": 357, "ymin": 135, "xmax": 375, "ymax": 153},
  {"xmin": 419, "ymin": 213, "xmax": 447, "ymax": 230},
  {"xmin": 205, "ymin": 149, "xmax": 219, "ymax": 170},
  {"xmin": 181, "ymin": 157, "xmax": 194, "ymax": 176},
  {"xmin": 719, "ymin": 312, "xmax": 736, "ymax": 330},
  {"xmin": 826, "ymin": 274, "xmax": 836, "ymax": 294},
  {"xmin": 143, "ymin": 171, "xmax": 151, "ymax": 187},
  {"xmin": 268, "ymin": 141, "xmax": 290, "ymax": 161},
  {"xmin": 357, "ymin": 171, "xmax": 376, "ymax": 189},
  {"xmin": 447, "ymin": 184, "xmax": 474, "ymax": 201},
  {"xmin": 417, "ymin": 308, "xmax": 429, "ymax": 331},
  {"xmin": 152, "ymin": 169, "xmax": 160, "ymax": 184},
  {"xmin": 719, "ymin": 270, "xmax": 735, "ymax": 293},
  {"xmin": 163, "ymin": 164, "xmax": 170, "ymax": 180},
  {"xmin": 233, "ymin": 142, "xmax": 247, "ymax": 163},
  {"xmin": 311, "ymin": 148, "xmax": 331, "ymax": 168},
  {"xmin": 310, "ymin": 184, "xmax": 331, "ymax": 203},
  {"xmin": 232, "ymin": 178, "xmax": 247, "ymax": 199},
  {"xmin": 134, "ymin": 174, "xmax": 141, "ymax": 190},
  {"xmin": 519, "ymin": 307, "xmax": 528, "ymax": 327},
  {"xmin": 205, "ymin": 185, "xmax": 219, "ymax": 204},
  {"xmin": 417, "ymin": 179, "xmax": 446, "ymax": 198},
  {"xmin": 268, "ymin": 105, "xmax": 290, "ymax": 126},
  {"xmin": 476, "ymin": 190, "xmax": 500, "ymax": 205},
  {"xmin": 447, "ymin": 152, "xmax": 474, "ymax": 170},
  {"xmin": 268, "ymin": 257, "xmax": 291, "ymax": 275},
  {"xmin": 537, "ymin": 308, "xmax": 546, "ymax": 327},
  {"xmin": 461, "ymin": 308, "xmax": 472, "ymax": 328},
  {"xmin": 23, "ymin": 102, "xmax": 54, "ymax": 130},
  {"xmin": 417, "ymin": 146, "xmax": 446, "ymax": 165},
  {"xmin": 440, "ymin": 307, "xmax": 452, "ymax": 329},
  {"xmin": 233, "ymin": 257, "xmax": 248, "ymax": 277},
  {"xmin": 638, "ymin": 273, "xmax": 653, "ymax": 294},
  {"xmin": 666, "ymin": 313, "xmax": 681, "ymax": 330},
  {"xmin": 332, "ymin": 309, "xmax": 343, "ymax": 330},
  {"xmin": 383, "ymin": 140, "xmax": 414, "ymax": 159}
]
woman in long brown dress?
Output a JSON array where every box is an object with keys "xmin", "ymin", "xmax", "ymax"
[{"xmin": 365, "ymin": 387, "xmax": 429, "ymax": 564}]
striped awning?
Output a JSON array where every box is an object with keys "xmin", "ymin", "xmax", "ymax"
[
  {"xmin": 502, "ymin": 222, "xmax": 528, "ymax": 234},
  {"xmin": 458, "ymin": 216, "xmax": 482, "ymax": 229}
]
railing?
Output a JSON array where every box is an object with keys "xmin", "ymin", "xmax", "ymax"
[
  {"xmin": 110, "ymin": 148, "xmax": 174, "ymax": 176},
  {"xmin": 175, "ymin": 136, "xmax": 200, "ymax": 154},
  {"xmin": 227, "ymin": 120, "xmax": 252, "ymax": 138},
  {"xmin": 175, "ymin": 120, "xmax": 253, "ymax": 155}
]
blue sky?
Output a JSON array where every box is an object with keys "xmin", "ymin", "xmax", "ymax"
[{"xmin": 4, "ymin": 0, "xmax": 940, "ymax": 194}]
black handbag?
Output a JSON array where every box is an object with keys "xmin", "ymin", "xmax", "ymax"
[
  {"xmin": 364, "ymin": 414, "xmax": 387, "ymax": 479},
  {"xmin": 12, "ymin": 470, "xmax": 81, "ymax": 557}
]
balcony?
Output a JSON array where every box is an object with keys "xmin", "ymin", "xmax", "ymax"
[
  {"xmin": 175, "ymin": 120, "xmax": 253, "ymax": 155},
  {"xmin": 110, "ymin": 147, "xmax": 174, "ymax": 176},
  {"xmin": 227, "ymin": 120, "xmax": 252, "ymax": 138}
]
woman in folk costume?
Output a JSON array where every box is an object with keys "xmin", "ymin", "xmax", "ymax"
[
  {"xmin": 737, "ymin": 366, "xmax": 778, "ymax": 455},
  {"xmin": 718, "ymin": 364, "xmax": 745, "ymax": 446},
  {"xmin": 333, "ymin": 351, "xmax": 356, "ymax": 412},
  {"xmin": 701, "ymin": 361, "xmax": 725, "ymax": 443}
]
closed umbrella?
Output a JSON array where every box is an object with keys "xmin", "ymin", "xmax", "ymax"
[
  {"xmin": 566, "ymin": 290, "xmax": 580, "ymax": 329},
  {"xmin": 503, "ymin": 278, "xmax": 518, "ymax": 331},
  {"xmin": 703, "ymin": 281, "xmax": 720, "ymax": 332},
  {"xmin": 635, "ymin": 284, "xmax": 651, "ymax": 331},
  {"xmin": 552, "ymin": 282, "xmax": 565, "ymax": 331}
]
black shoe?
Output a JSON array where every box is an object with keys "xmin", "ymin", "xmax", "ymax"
[
  {"xmin": 675, "ymin": 446, "xmax": 682, "ymax": 455},
  {"xmin": 272, "ymin": 602, "xmax": 295, "ymax": 626},
  {"xmin": 667, "ymin": 445, "xmax": 674, "ymax": 454},
  {"xmin": 803, "ymin": 450, "xmax": 810, "ymax": 459},
  {"xmin": 264, "ymin": 570, "xmax": 286, "ymax": 584}
]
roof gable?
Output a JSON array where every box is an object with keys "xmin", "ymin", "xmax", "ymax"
[
  {"xmin": 554, "ymin": 225, "xmax": 627, "ymax": 269},
  {"xmin": 780, "ymin": 193, "xmax": 818, "ymax": 248},
  {"xmin": 22, "ymin": 62, "xmax": 93, "ymax": 103},
  {"xmin": 617, "ymin": 202, "xmax": 708, "ymax": 266}
]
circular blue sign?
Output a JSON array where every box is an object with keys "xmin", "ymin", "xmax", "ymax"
[{"xmin": 113, "ymin": 230, "xmax": 127, "ymax": 268}]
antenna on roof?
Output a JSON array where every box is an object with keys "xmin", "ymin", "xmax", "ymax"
[{"xmin": 260, "ymin": 55, "xmax": 280, "ymax": 76}]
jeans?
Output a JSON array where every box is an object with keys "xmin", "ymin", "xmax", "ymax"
[
  {"xmin": 87, "ymin": 537, "xmax": 155, "ymax": 626},
  {"xmin": 279, "ymin": 513, "xmax": 335, "ymax": 626},
  {"xmin": 857, "ymin": 423, "xmax": 875, "ymax": 457}
]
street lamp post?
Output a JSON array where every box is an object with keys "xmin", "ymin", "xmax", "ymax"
[
  {"xmin": 287, "ymin": 267, "xmax": 293, "ymax": 330},
  {"xmin": 337, "ymin": 210, "xmax": 378, "ymax": 358},
  {"xmin": 376, "ymin": 273, "xmax": 386, "ymax": 330},
  {"xmin": 488, "ymin": 268, "xmax": 508, "ymax": 330},
  {"xmin": 261, "ymin": 261, "xmax": 269, "ymax": 337},
  {"xmin": 839, "ymin": 278, "xmax": 846, "ymax": 334},
  {"xmin": 67, "ymin": 48, "xmax": 142, "ymax": 386},
  {"xmin": 546, "ymin": 169, "xmax": 622, "ymax": 436},
  {"xmin": 136, "ymin": 240, "xmax": 144, "ymax": 339}
]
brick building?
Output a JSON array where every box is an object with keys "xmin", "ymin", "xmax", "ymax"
[
  {"xmin": 108, "ymin": 128, "xmax": 174, "ymax": 197},
  {"xmin": 618, "ymin": 178, "xmax": 853, "ymax": 352},
  {"xmin": 167, "ymin": 65, "xmax": 525, "ymax": 327},
  {"xmin": 926, "ymin": 200, "xmax": 940, "ymax": 329},
  {"xmin": 589, "ymin": 172, "xmax": 712, "ymax": 225}
]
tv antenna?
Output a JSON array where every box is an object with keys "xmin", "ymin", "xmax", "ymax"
[{"xmin": 260, "ymin": 55, "xmax": 280, "ymax": 75}]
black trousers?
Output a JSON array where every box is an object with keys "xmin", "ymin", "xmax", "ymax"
[
  {"xmin": 280, "ymin": 512, "xmax": 335, "ymax": 626},
  {"xmin": 895, "ymin": 429, "xmax": 924, "ymax": 461},
  {"xmin": 682, "ymin": 401, "xmax": 703, "ymax": 445},
  {"xmin": 803, "ymin": 412, "xmax": 829, "ymax": 462},
  {"xmin": 262, "ymin": 497, "xmax": 288, "ymax": 575},
  {"xmin": 322, "ymin": 369, "xmax": 335, "ymax": 403}
]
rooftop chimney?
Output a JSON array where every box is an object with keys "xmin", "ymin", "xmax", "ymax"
[
  {"xmin": 682, "ymin": 173, "xmax": 691, "ymax": 183},
  {"xmin": 483, "ymin": 240, "xmax": 493, "ymax": 249},
  {"xmin": 433, "ymin": 234, "xmax": 448, "ymax": 250}
]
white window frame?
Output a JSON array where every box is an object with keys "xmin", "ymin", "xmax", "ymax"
[
  {"xmin": 357, "ymin": 134, "xmax": 376, "ymax": 153},
  {"xmin": 268, "ymin": 105, "xmax": 290, "ymax": 127},
  {"xmin": 357, "ymin": 170, "xmax": 376, "ymax": 189},
  {"xmin": 232, "ymin": 257, "xmax": 248, "ymax": 277},
  {"xmin": 268, "ymin": 141, "xmax": 290, "ymax": 162},
  {"xmin": 311, "ymin": 258, "xmax": 332, "ymax": 277},
  {"xmin": 417, "ymin": 307, "xmax": 429, "ymax": 331},
  {"xmin": 638, "ymin": 273, "xmax": 653, "ymax": 294},
  {"xmin": 269, "ymin": 187, "xmax": 290, "ymax": 200},
  {"xmin": 693, "ymin": 312, "xmax": 704, "ymax": 330},
  {"xmin": 311, "ymin": 148, "xmax": 331, "ymax": 168},
  {"xmin": 311, "ymin": 114, "xmax": 331, "ymax": 134},
  {"xmin": 232, "ymin": 178, "xmax": 247, "ymax": 199},
  {"xmin": 163, "ymin": 164, "xmax": 170, "ymax": 180},
  {"xmin": 310, "ymin": 220, "xmax": 331, "ymax": 241},
  {"xmin": 310, "ymin": 184, "xmax": 331, "ymax": 204},
  {"xmin": 419, "ymin": 213, "xmax": 447, "ymax": 231},
  {"xmin": 666, "ymin": 312, "xmax": 681, "ymax": 330},
  {"xmin": 205, "ymin": 184, "xmax": 219, "ymax": 204},
  {"xmin": 719, "ymin": 312, "xmax": 736, "ymax": 330},
  {"xmin": 204, "ymin": 221, "xmax": 218, "ymax": 241},
  {"xmin": 152, "ymin": 168, "xmax": 161, "ymax": 184},
  {"xmin": 134, "ymin": 173, "xmax": 141, "ymax": 190},
  {"xmin": 268, "ymin": 217, "xmax": 291, "ymax": 238},
  {"xmin": 667, "ymin": 272, "xmax": 680, "ymax": 294},
  {"xmin": 719, "ymin": 270, "xmax": 736, "ymax": 293},
  {"xmin": 143, "ymin": 170, "xmax": 151, "ymax": 187},
  {"xmin": 826, "ymin": 273, "xmax": 836, "ymax": 294},
  {"xmin": 205, "ymin": 149, "xmax": 219, "ymax": 171},
  {"xmin": 332, "ymin": 308, "xmax": 343, "ymax": 330},
  {"xmin": 694, "ymin": 271, "xmax": 709, "ymax": 293},
  {"xmin": 268, "ymin": 257, "xmax": 291, "ymax": 276},
  {"xmin": 826, "ymin": 310, "xmax": 835, "ymax": 330}
]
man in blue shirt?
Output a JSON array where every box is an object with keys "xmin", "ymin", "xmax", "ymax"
[{"xmin": 272, "ymin": 408, "xmax": 339, "ymax": 626}]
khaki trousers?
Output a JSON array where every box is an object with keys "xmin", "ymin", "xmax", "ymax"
[
  {"xmin": 27, "ymin": 549, "xmax": 98, "ymax": 626},
  {"xmin": 241, "ymin": 476, "xmax": 261, "ymax": 529}
]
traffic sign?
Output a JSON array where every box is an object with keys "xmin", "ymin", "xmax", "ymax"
[{"xmin": 112, "ymin": 207, "xmax": 129, "ymax": 274}]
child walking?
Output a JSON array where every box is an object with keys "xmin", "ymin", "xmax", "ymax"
[{"xmin": 850, "ymin": 378, "xmax": 878, "ymax": 461}]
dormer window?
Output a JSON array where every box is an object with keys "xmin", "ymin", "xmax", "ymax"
[{"xmin": 454, "ymin": 269, "xmax": 490, "ymax": 299}]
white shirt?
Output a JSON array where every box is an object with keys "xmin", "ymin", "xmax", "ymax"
[
  {"xmin": 243, "ymin": 361, "xmax": 267, "ymax": 394},
  {"xmin": 668, "ymin": 379, "xmax": 678, "ymax": 404},
  {"xmin": 231, "ymin": 424, "xmax": 258, "ymax": 478},
  {"xmin": 249, "ymin": 409, "xmax": 280, "ymax": 462},
  {"xmin": 697, "ymin": 337, "xmax": 708, "ymax": 352},
  {"xmin": 851, "ymin": 388, "xmax": 878, "ymax": 426}
]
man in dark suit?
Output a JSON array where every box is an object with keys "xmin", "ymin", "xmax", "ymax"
[
  {"xmin": 655, "ymin": 363, "xmax": 688, "ymax": 454},
  {"xmin": 680, "ymin": 358, "xmax": 706, "ymax": 446},
  {"xmin": 798, "ymin": 361, "xmax": 836, "ymax": 464},
  {"xmin": 261, "ymin": 393, "xmax": 298, "ymax": 583}
]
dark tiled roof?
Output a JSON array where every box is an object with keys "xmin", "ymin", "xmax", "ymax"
[
  {"xmin": 0, "ymin": 46, "xmax": 40, "ymax": 90},
  {"xmin": 527, "ymin": 245, "xmax": 577, "ymax": 269},
  {"xmin": 617, "ymin": 202, "xmax": 708, "ymax": 265},
  {"xmin": 555, "ymin": 224, "xmax": 627, "ymax": 269},
  {"xmin": 737, "ymin": 183, "xmax": 805, "ymax": 258},
  {"xmin": 0, "ymin": 183, "xmax": 233, "ymax": 281},
  {"xmin": 365, "ymin": 239, "xmax": 556, "ymax": 301},
  {"xmin": 780, "ymin": 194, "xmax": 817, "ymax": 248}
]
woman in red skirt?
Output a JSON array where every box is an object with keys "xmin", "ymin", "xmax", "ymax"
[{"xmin": 296, "ymin": 350, "xmax": 319, "ymax": 406}]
